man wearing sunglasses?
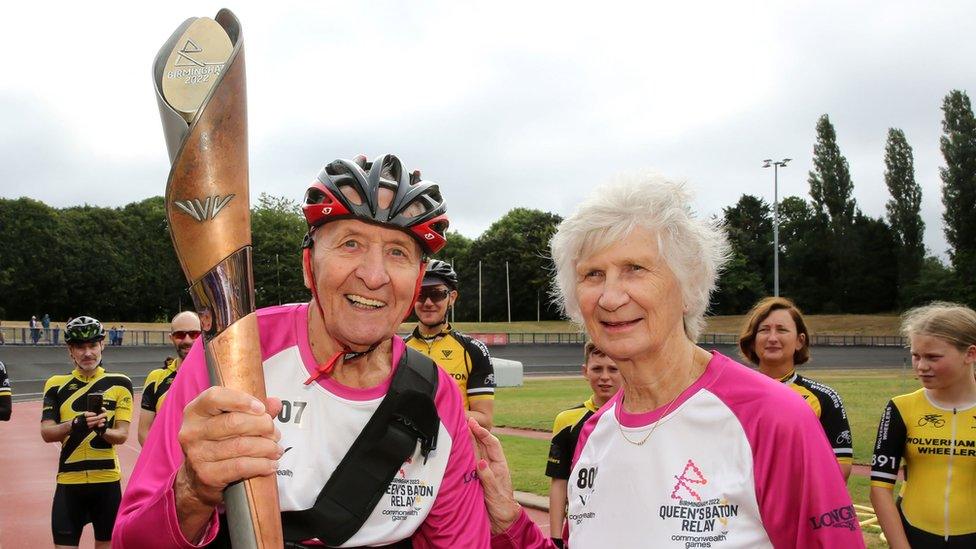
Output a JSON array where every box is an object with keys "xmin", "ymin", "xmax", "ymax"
[
  {"xmin": 406, "ymin": 260, "xmax": 495, "ymax": 429},
  {"xmin": 137, "ymin": 311, "xmax": 201, "ymax": 445}
]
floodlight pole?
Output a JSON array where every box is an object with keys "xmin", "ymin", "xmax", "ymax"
[{"xmin": 762, "ymin": 157, "xmax": 791, "ymax": 297}]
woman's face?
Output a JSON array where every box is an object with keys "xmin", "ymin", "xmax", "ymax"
[
  {"xmin": 307, "ymin": 219, "xmax": 422, "ymax": 349},
  {"xmin": 754, "ymin": 309, "xmax": 805, "ymax": 369},
  {"xmin": 574, "ymin": 226, "xmax": 685, "ymax": 362},
  {"xmin": 910, "ymin": 333, "xmax": 976, "ymax": 392}
]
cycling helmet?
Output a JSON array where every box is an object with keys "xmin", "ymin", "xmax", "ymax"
[
  {"xmin": 302, "ymin": 154, "xmax": 449, "ymax": 255},
  {"xmin": 422, "ymin": 260, "xmax": 458, "ymax": 290},
  {"xmin": 64, "ymin": 316, "xmax": 105, "ymax": 343}
]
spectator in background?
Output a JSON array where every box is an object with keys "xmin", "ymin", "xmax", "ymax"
[
  {"xmin": 30, "ymin": 315, "xmax": 41, "ymax": 345},
  {"xmin": 870, "ymin": 302, "xmax": 976, "ymax": 548},
  {"xmin": 545, "ymin": 341, "xmax": 621, "ymax": 547},
  {"xmin": 406, "ymin": 259, "xmax": 495, "ymax": 429},
  {"xmin": 0, "ymin": 360, "xmax": 11, "ymax": 420},
  {"xmin": 738, "ymin": 296, "xmax": 853, "ymax": 480},
  {"xmin": 41, "ymin": 316, "xmax": 133, "ymax": 548},
  {"xmin": 139, "ymin": 312, "xmax": 201, "ymax": 445},
  {"xmin": 42, "ymin": 313, "xmax": 51, "ymax": 342},
  {"xmin": 1, "ymin": 320, "xmax": 6, "ymax": 345},
  {"xmin": 117, "ymin": 325, "xmax": 125, "ymax": 346},
  {"xmin": 109, "ymin": 326, "xmax": 118, "ymax": 347}
]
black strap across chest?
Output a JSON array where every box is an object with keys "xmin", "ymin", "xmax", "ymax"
[{"xmin": 279, "ymin": 347, "xmax": 440, "ymax": 546}]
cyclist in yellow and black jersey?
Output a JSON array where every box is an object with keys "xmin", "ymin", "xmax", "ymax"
[
  {"xmin": 0, "ymin": 359, "xmax": 11, "ymax": 421},
  {"xmin": 777, "ymin": 370, "xmax": 853, "ymax": 465},
  {"xmin": 138, "ymin": 311, "xmax": 201, "ymax": 445},
  {"xmin": 141, "ymin": 357, "xmax": 178, "ymax": 414},
  {"xmin": 871, "ymin": 302, "xmax": 976, "ymax": 549},
  {"xmin": 40, "ymin": 316, "xmax": 132, "ymax": 549},
  {"xmin": 740, "ymin": 297, "xmax": 853, "ymax": 479},
  {"xmin": 406, "ymin": 260, "xmax": 495, "ymax": 428},
  {"xmin": 545, "ymin": 341, "xmax": 621, "ymax": 547}
]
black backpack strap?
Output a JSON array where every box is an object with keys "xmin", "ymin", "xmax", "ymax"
[{"xmin": 281, "ymin": 348, "xmax": 439, "ymax": 546}]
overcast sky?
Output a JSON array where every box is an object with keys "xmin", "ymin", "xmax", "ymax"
[{"xmin": 1, "ymin": 1, "xmax": 972, "ymax": 257}]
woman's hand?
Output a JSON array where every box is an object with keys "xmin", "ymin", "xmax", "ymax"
[
  {"xmin": 468, "ymin": 417, "xmax": 521, "ymax": 534},
  {"xmin": 174, "ymin": 387, "xmax": 282, "ymax": 540}
]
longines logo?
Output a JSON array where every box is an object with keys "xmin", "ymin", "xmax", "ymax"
[{"xmin": 173, "ymin": 194, "xmax": 235, "ymax": 222}]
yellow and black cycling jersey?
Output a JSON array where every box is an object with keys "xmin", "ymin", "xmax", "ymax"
[
  {"xmin": 141, "ymin": 357, "xmax": 180, "ymax": 413},
  {"xmin": 0, "ymin": 360, "xmax": 11, "ymax": 421},
  {"xmin": 779, "ymin": 370, "xmax": 853, "ymax": 464},
  {"xmin": 405, "ymin": 325, "xmax": 495, "ymax": 409},
  {"xmin": 546, "ymin": 396, "xmax": 598, "ymax": 480},
  {"xmin": 41, "ymin": 366, "xmax": 133, "ymax": 484},
  {"xmin": 871, "ymin": 388, "xmax": 976, "ymax": 536}
]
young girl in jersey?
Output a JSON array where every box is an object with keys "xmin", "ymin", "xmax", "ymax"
[
  {"xmin": 739, "ymin": 297, "xmax": 854, "ymax": 480},
  {"xmin": 870, "ymin": 302, "xmax": 976, "ymax": 549}
]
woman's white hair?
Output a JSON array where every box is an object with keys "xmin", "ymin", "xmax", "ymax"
[{"xmin": 550, "ymin": 171, "xmax": 731, "ymax": 341}]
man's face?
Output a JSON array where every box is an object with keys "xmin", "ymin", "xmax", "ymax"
[
  {"xmin": 414, "ymin": 282, "xmax": 457, "ymax": 327},
  {"xmin": 306, "ymin": 219, "xmax": 423, "ymax": 349},
  {"xmin": 68, "ymin": 340, "xmax": 105, "ymax": 372},
  {"xmin": 170, "ymin": 313, "xmax": 202, "ymax": 360}
]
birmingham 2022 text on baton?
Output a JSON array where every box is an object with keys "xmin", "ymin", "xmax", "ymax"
[{"xmin": 152, "ymin": 9, "xmax": 282, "ymax": 548}]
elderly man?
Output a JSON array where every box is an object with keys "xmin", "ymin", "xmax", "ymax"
[
  {"xmin": 115, "ymin": 154, "xmax": 489, "ymax": 548},
  {"xmin": 138, "ymin": 311, "xmax": 202, "ymax": 445}
]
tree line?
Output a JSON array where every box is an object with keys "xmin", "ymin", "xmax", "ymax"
[{"xmin": 1, "ymin": 90, "xmax": 974, "ymax": 322}]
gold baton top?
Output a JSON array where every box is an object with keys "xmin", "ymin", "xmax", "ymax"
[{"xmin": 161, "ymin": 18, "xmax": 233, "ymax": 123}]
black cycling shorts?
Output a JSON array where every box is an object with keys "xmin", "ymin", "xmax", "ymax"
[
  {"xmin": 51, "ymin": 481, "xmax": 121, "ymax": 545},
  {"xmin": 901, "ymin": 510, "xmax": 976, "ymax": 549}
]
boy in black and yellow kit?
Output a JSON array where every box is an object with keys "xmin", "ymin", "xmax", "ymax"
[
  {"xmin": 40, "ymin": 316, "xmax": 132, "ymax": 549},
  {"xmin": 545, "ymin": 341, "xmax": 622, "ymax": 547}
]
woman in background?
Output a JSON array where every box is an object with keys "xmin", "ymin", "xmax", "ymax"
[{"xmin": 738, "ymin": 296, "xmax": 853, "ymax": 480}]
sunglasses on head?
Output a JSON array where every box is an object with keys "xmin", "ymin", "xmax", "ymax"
[
  {"xmin": 171, "ymin": 330, "xmax": 202, "ymax": 340},
  {"xmin": 417, "ymin": 288, "xmax": 451, "ymax": 303}
]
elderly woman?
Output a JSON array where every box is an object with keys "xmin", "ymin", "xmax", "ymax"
[
  {"xmin": 473, "ymin": 172, "xmax": 863, "ymax": 548},
  {"xmin": 870, "ymin": 302, "xmax": 976, "ymax": 549},
  {"xmin": 114, "ymin": 155, "xmax": 490, "ymax": 548},
  {"xmin": 739, "ymin": 297, "xmax": 853, "ymax": 480}
]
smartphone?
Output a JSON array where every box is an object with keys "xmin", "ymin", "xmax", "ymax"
[{"xmin": 87, "ymin": 393, "xmax": 104, "ymax": 413}]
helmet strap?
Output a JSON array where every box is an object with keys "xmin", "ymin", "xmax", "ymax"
[{"xmin": 302, "ymin": 242, "xmax": 412, "ymax": 382}]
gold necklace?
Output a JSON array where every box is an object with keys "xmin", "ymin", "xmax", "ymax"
[
  {"xmin": 617, "ymin": 394, "xmax": 678, "ymax": 446},
  {"xmin": 617, "ymin": 347, "xmax": 702, "ymax": 446}
]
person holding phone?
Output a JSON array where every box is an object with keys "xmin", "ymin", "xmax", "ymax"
[
  {"xmin": 138, "ymin": 311, "xmax": 201, "ymax": 445},
  {"xmin": 41, "ymin": 316, "xmax": 133, "ymax": 549}
]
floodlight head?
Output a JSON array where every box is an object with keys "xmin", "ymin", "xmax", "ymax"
[
  {"xmin": 783, "ymin": 158, "xmax": 792, "ymax": 163},
  {"xmin": 762, "ymin": 159, "xmax": 772, "ymax": 168}
]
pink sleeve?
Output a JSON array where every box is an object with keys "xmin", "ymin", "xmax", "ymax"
[
  {"xmin": 412, "ymin": 368, "xmax": 491, "ymax": 548},
  {"xmin": 750, "ymin": 393, "xmax": 864, "ymax": 548},
  {"xmin": 489, "ymin": 508, "xmax": 557, "ymax": 549},
  {"xmin": 112, "ymin": 340, "xmax": 220, "ymax": 548}
]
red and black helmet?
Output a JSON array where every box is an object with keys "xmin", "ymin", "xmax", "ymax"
[{"xmin": 302, "ymin": 154, "xmax": 449, "ymax": 255}]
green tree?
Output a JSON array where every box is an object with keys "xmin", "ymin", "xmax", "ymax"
[
  {"xmin": 809, "ymin": 114, "xmax": 857, "ymax": 231},
  {"xmin": 884, "ymin": 128, "xmax": 925, "ymax": 305},
  {"xmin": 807, "ymin": 114, "xmax": 858, "ymax": 307},
  {"xmin": 776, "ymin": 196, "xmax": 833, "ymax": 312},
  {"xmin": 466, "ymin": 208, "xmax": 562, "ymax": 322},
  {"xmin": 250, "ymin": 194, "xmax": 307, "ymax": 308},
  {"xmin": 940, "ymin": 89, "xmax": 976, "ymax": 305},
  {"xmin": 845, "ymin": 214, "xmax": 899, "ymax": 313},
  {"xmin": 902, "ymin": 256, "xmax": 963, "ymax": 306},
  {"xmin": 712, "ymin": 195, "xmax": 772, "ymax": 313},
  {"xmin": 0, "ymin": 198, "xmax": 67, "ymax": 319}
]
